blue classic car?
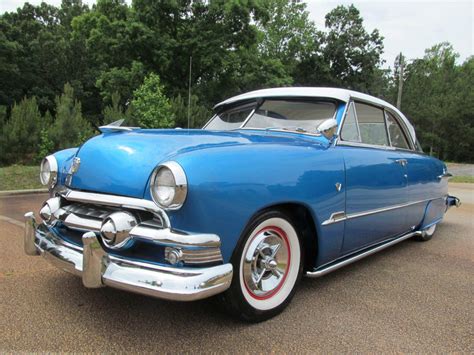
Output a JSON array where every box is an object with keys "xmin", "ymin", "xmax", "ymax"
[{"xmin": 25, "ymin": 87, "xmax": 460, "ymax": 321}]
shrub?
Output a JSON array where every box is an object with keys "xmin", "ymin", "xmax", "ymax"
[
  {"xmin": 0, "ymin": 97, "xmax": 42, "ymax": 165},
  {"xmin": 49, "ymin": 83, "xmax": 94, "ymax": 150},
  {"xmin": 131, "ymin": 73, "xmax": 174, "ymax": 128}
]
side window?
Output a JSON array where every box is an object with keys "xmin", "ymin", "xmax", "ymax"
[
  {"xmin": 385, "ymin": 111, "xmax": 410, "ymax": 149},
  {"xmin": 340, "ymin": 103, "xmax": 361, "ymax": 142},
  {"xmin": 354, "ymin": 102, "xmax": 389, "ymax": 146}
]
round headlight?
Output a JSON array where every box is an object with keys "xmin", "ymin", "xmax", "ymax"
[
  {"xmin": 150, "ymin": 161, "xmax": 187, "ymax": 210},
  {"xmin": 39, "ymin": 155, "xmax": 58, "ymax": 187}
]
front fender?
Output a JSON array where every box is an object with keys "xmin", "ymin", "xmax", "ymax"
[
  {"xmin": 154, "ymin": 142, "xmax": 346, "ymax": 265},
  {"xmin": 53, "ymin": 148, "xmax": 78, "ymax": 186}
]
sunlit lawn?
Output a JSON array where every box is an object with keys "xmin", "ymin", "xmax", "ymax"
[
  {"xmin": 450, "ymin": 175, "xmax": 474, "ymax": 183},
  {"xmin": 0, "ymin": 165, "xmax": 43, "ymax": 191}
]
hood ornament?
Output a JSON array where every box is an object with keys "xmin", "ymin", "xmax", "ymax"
[{"xmin": 99, "ymin": 119, "xmax": 140, "ymax": 133}]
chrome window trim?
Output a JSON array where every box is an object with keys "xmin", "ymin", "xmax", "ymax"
[
  {"xmin": 336, "ymin": 96, "xmax": 417, "ymax": 151},
  {"xmin": 321, "ymin": 196, "xmax": 442, "ymax": 225},
  {"xmin": 336, "ymin": 99, "xmax": 395, "ymax": 151},
  {"xmin": 239, "ymin": 108, "xmax": 256, "ymax": 128},
  {"xmin": 383, "ymin": 110, "xmax": 393, "ymax": 147},
  {"xmin": 337, "ymin": 140, "xmax": 396, "ymax": 151},
  {"xmin": 201, "ymin": 114, "xmax": 216, "ymax": 129},
  {"xmin": 384, "ymin": 109, "xmax": 415, "ymax": 151},
  {"xmin": 338, "ymin": 101, "xmax": 362, "ymax": 143}
]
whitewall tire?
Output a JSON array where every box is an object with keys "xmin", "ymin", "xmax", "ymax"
[{"xmin": 219, "ymin": 210, "xmax": 303, "ymax": 322}]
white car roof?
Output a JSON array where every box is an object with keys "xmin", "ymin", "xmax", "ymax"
[{"xmin": 214, "ymin": 87, "xmax": 416, "ymax": 144}]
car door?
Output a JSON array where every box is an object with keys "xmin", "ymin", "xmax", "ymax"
[
  {"xmin": 384, "ymin": 110, "xmax": 448, "ymax": 229},
  {"xmin": 338, "ymin": 101, "xmax": 413, "ymax": 254}
]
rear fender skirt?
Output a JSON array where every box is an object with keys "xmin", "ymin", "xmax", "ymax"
[{"xmin": 420, "ymin": 197, "xmax": 447, "ymax": 230}]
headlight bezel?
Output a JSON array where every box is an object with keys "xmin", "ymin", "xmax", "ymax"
[
  {"xmin": 39, "ymin": 155, "xmax": 58, "ymax": 188},
  {"xmin": 150, "ymin": 161, "xmax": 188, "ymax": 210}
]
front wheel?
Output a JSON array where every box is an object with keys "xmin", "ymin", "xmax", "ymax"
[{"xmin": 219, "ymin": 210, "xmax": 303, "ymax": 322}]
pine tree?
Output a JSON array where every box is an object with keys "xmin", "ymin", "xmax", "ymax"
[{"xmin": 50, "ymin": 83, "xmax": 94, "ymax": 150}]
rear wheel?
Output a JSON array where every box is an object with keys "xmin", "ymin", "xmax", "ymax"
[
  {"xmin": 219, "ymin": 210, "xmax": 303, "ymax": 322},
  {"xmin": 415, "ymin": 224, "xmax": 437, "ymax": 242}
]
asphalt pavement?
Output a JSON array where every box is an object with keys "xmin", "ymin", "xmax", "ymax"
[{"xmin": 0, "ymin": 184, "xmax": 472, "ymax": 352}]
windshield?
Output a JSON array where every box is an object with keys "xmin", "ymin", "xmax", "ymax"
[
  {"xmin": 245, "ymin": 100, "xmax": 336, "ymax": 132},
  {"xmin": 204, "ymin": 99, "xmax": 336, "ymax": 133}
]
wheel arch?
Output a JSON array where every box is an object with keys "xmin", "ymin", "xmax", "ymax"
[{"xmin": 232, "ymin": 202, "xmax": 319, "ymax": 272}]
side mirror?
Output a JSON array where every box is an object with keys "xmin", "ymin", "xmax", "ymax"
[{"xmin": 317, "ymin": 118, "xmax": 338, "ymax": 140}]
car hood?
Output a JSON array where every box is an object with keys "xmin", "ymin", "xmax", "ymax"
[{"xmin": 69, "ymin": 129, "xmax": 326, "ymax": 198}]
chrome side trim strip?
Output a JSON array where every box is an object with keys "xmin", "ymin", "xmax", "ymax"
[
  {"xmin": 322, "ymin": 197, "xmax": 436, "ymax": 225},
  {"xmin": 61, "ymin": 189, "xmax": 170, "ymax": 228},
  {"xmin": 321, "ymin": 211, "xmax": 346, "ymax": 226},
  {"xmin": 306, "ymin": 230, "xmax": 422, "ymax": 278},
  {"xmin": 336, "ymin": 140, "xmax": 397, "ymax": 151}
]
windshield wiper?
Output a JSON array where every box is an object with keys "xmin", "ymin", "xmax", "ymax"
[{"xmin": 265, "ymin": 127, "xmax": 308, "ymax": 133}]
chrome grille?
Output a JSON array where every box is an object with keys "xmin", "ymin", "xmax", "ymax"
[
  {"xmin": 44, "ymin": 191, "xmax": 223, "ymax": 265},
  {"xmin": 61, "ymin": 203, "xmax": 114, "ymax": 220}
]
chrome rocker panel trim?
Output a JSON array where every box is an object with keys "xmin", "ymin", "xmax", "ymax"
[
  {"xmin": 24, "ymin": 214, "xmax": 233, "ymax": 301},
  {"xmin": 306, "ymin": 230, "xmax": 423, "ymax": 278}
]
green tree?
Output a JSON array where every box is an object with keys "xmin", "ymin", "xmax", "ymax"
[
  {"xmin": 96, "ymin": 61, "xmax": 145, "ymax": 114},
  {"xmin": 131, "ymin": 73, "xmax": 174, "ymax": 128},
  {"xmin": 171, "ymin": 94, "xmax": 211, "ymax": 129},
  {"xmin": 102, "ymin": 91, "xmax": 131, "ymax": 124},
  {"xmin": 257, "ymin": 0, "xmax": 318, "ymax": 68},
  {"xmin": 50, "ymin": 83, "xmax": 94, "ymax": 150},
  {"xmin": 322, "ymin": 4, "xmax": 384, "ymax": 92},
  {"xmin": 0, "ymin": 97, "xmax": 42, "ymax": 165},
  {"xmin": 402, "ymin": 43, "xmax": 455, "ymax": 156}
]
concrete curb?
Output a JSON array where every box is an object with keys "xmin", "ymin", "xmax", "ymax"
[
  {"xmin": 0, "ymin": 188, "xmax": 48, "ymax": 196},
  {"xmin": 0, "ymin": 215, "xmax": 24, "ymax": 228}
]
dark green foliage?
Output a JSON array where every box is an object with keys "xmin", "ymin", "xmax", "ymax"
[
  {"xmin": 0, "ymin": 1, "xmax": 472, "ymax": 164},
  {"xmin": 102, "ymin": 92, "xmax": 131, "ymax": 125},
  {"xmin": 38, "ymin": 128, "xmax": 55, "ymax": 161},
  {"xmin": 49, "ymin": 83, "xmax": 94, "ymax": 150},
  {"xmin": 402, "ymin": 44, "xmax": 473, "ymax": 162},
  {"xmin": 171, "ymin": 94, "xmax": 211, "ymax": 129},
  {"xmin": 0, "ymin": 97, "xmax": 42, "ymax": 164}
]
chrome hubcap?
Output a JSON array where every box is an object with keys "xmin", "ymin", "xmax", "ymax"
[{"xmin": 243, "ymin": 228, "xmax": 289, "ymax": 299}]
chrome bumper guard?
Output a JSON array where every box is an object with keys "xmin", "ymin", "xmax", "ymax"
[
  {"xmin": 24, "ymin": 213, "xmax": 233, "ymax": 301},
  {"xmin": 446, "ymin": 195, "xmax": 461, "ymax": 209}
]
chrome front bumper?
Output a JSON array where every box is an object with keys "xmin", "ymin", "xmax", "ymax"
[{"xmin": 24, "ymin": 213, "xmax": 233, "ymax": 301}]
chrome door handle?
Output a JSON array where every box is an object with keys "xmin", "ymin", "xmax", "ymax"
[
  {"xmin": 395, "ymin": 159, "xmax": 408, "ymax": 167},
  {"xmin": 437, "ymin": 172, "xmax": 452, "ymax": 180}
]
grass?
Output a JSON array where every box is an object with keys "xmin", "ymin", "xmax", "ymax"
[
  {"xmin": 0, "ymin": 165, "xmax": 43, "ymax": 191},
  {"xmin": 449, "ymin": 175, "xmax": 474, "ymax": 184}
]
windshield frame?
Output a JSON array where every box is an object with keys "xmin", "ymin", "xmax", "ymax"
[{"xmin": 204, "ymin": 97, "xmax": 339, "ymax": 135}]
